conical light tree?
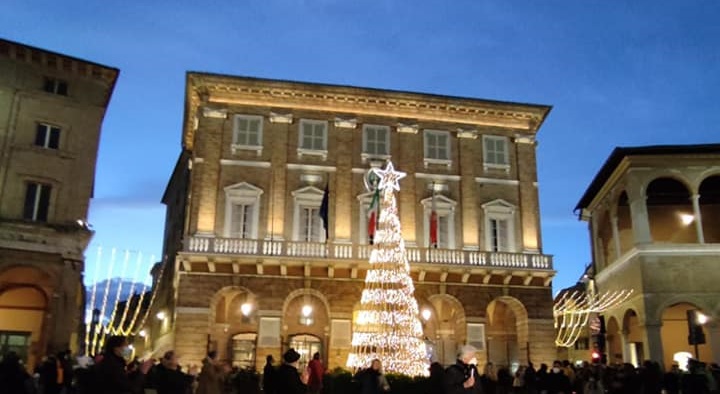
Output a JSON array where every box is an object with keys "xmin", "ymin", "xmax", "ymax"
[{"xmin": 347, "ymin": 162, "xmax": 429, "ymax": 376}]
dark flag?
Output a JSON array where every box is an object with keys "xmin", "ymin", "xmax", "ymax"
[{"xmin": 319, "ymin": 183, "xmax": 330, "ymax": 242}]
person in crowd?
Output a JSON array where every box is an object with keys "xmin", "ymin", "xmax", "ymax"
[
  {"xmin": 0, "ymin": 351, "xmax": 35, "ymax": 394},
  {"xmin": 262, "ymin": 354, "xmax": 276, "ymax": 394},
  {"xmin": 307, "ymin": 352, "xmax": 324, "ymax": 394},
  {"xmin": 92, "ymin": 335, "xmax": 152, "ymax": 394},
  {"xmin": 39, "ymin": 354, "xmax": 62, "ymax": 394},
  {"xmin": 427, "ymin": 362, "xmax": 445, "ymax": 394},
  {"xmin": 681, "ymin": 359, "xmax": 710, "ymax": 394},
  {"xmin": 355, "ymin": 358, "xmax": 390, "ymax": 394},
  {"xmin": 196, "ymin": 351, "xmax": 225, "ymax": 394},
  {"xmin": 481, "ymin": 362, "xmax": 498, "ymax": 394},
  {"xmin": 523, "ymin": 362, "xmax": 538, "ymax": 394},
  {"xmin": 513, "ymin": 365, "xmax": 526, "ymax": 394},
  {"xmin": 583, "ymin": 364, "xmax": 604, "ymax": 394},
  {"xmin": 274, "ymin": 348, "xmax": 308, "ymax": 394},
  {"xmin": 145, "ymin": 350, "xmax": 196, "ymax": 394},
  {"xmin": 497, "ymin": 366, "xmax": 513, "ymax": 394},
  {"xmin": 536, "ymin": 363, "xmax": 549, "ymax": 394},
  {"xmin": 662, "ymin": 363, "xmax": 681, "ymax": 394},
  {"xmin": 444, "ymin": 345, "xmax": 479, "ymax": 394},
  {"xmin": 546, "ymin": 360, "xmax": 571, "ymax": 394}
]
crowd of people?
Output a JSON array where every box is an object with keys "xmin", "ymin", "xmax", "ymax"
[
  {"xmin": 2, "ymin": 338, "xmax": 720, "ymax": 394},
  {"xmin": 441, "ymin": 344, "xmax": 720, "ymax": 394}
]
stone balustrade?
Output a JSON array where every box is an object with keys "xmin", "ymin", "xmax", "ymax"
[{"xmin": 184, "ymin": 236, "xmax": 553, "ymax": 270}]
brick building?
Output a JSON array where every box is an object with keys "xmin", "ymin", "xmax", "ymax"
[
  {"xmin": 0, "ymin": 38, "xmax": 118, "ymax": 366},
  {"xmin": 149, "ymin": 73, "xmax": 557, "ymax": 371},
  {"xmin": 575, "ymin": 144, "xmax": 720, "ymax": 369}
]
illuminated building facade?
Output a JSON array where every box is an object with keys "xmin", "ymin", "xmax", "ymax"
[
  {"xmin": 575, "ymin": 144, "xmax": 720, "ymax": 368},
  {"xmin": 151, "ymin": 73, "xmax": 557, "ymax": 370},
  {"xmin": 0, "ymin": 38, "xmax": 118, "ymax": 366}
]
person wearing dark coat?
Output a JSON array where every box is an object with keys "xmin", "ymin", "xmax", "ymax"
[
  {"xmin": 92, "ymin": 336, "xmax": 152, "ymax": 394},
  {"xmin": 0, "ymin": 351, "xmax": 35, "ymax": 394},
  {"xmin": 274, "ymin": 348, "xmax": 308, "ymax": 394},
  {"xmin": 427, "ymin": 362, "xmax": 445, "ymax": 394},
  {"xmin": 444, "ymin": 345, "xmax": 480, "ymax": 394},
  {"xmin": 546, "ymin": 361, "xmax": 571, "ymax": 394},
  {"xmin": 355, "ymin": 359, "xmax": 390, "ymax": 394},
  {"xmin": 145, "ymin": 350, "xmax": 195, "ymax": 394},
  {"xmin": 262, "ymin": 355, "xmax": 276, "ymax": 394}
]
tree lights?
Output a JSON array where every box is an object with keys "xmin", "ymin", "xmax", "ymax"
[{"xmin": 347, "ymin": 161, "xmax": 429, "ymax": 376}]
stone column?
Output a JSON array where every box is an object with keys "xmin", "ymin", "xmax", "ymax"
[
  {"xmin": 619, "ymin": 330, "xmax": 631, "ymax": 363},
  {"xmin": 644, "ymin": 323, "xmax": 664, "ymax": 369},
  {"xmin": 610, "ymin": 215, "xmax": 622, "ymax": 260},
  {"xmin": 691, "ymin": 194, "xmax": 705, "ymax": 243},
  {"xmin": 627, "ymin": 186, "xmax": 652, "ymax": 245},
  {"xmin": 194, "ymin": 108, "xmax": 227, "ymax": 235},
  {"xmin": 707, "ymin": 321, "xmax": 720, "ymax": 365},
  {"xmin": 515, "ymin": 135, "xmax": 541, "ymax": 253}
]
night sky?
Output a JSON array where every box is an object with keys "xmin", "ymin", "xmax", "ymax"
[{"xmin": 3, "ymin": 1, "xmax": 719, "ymax": 292}]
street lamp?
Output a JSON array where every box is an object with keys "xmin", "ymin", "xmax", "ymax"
[{"xmin": 421, "ymin": 308, "xmax": 432, "ymax": 322}]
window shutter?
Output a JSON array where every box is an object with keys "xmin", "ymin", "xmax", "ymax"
[
  {"xmin": 23, "ymin": 184, "xmax": 38, "ymax": 220},
  {"xmin": 49, "ymin": 127, "xmax": 61, "ymax": 149},
  {"xmin": 35, "ymin": 125, "xmax": 47, "ymax": 147},
  {"xmin": 37, "ymin": 184, "xmax": 51, "ymax": 222}
]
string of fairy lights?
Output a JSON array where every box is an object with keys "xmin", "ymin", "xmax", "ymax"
[
  {"xmin": 347, "ymin": 162, "xmax": 430, "ymax": 377},
  {"xmin": 84, "ymin": 247, "xmax": 162, "ymax": 355},
  {"xmin": 553, "ymin": 283, "xmax": 633, "ymax": 347}
]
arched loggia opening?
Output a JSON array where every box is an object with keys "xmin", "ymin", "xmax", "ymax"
[
  {"xmin": 646, "ymin": 178, "xmax": 696, "ymax": 243},
  {"xmin": 699, "ymin": 175, "xmax": 720, "ymax": 243},
  {"xmin": 605, "ymin": 316, "xmax": 623, "ymax": 364},
  {"xmin": 617, "ymin": 192, "xmax": 633, "ymax": 254}
]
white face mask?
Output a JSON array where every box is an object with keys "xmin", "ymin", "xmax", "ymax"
[
  {"xmin": 121, "ymin": 347, "xmax": 133, "ymax": 359},
  {"xmin": 552, "ymin": 367, "xmax": 561, "ymax": 373},
  {"xmin": 469, "ymin": 358, "xmax": 478, "ymax": 366}
]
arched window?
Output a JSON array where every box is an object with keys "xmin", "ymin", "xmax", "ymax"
[
  {"xmin": 421, "ymin": 195, "xmax": 457, "ymax": 249},
  {"xmin": 481, "ymin": 199, "xmax": 517, "ymax": 252},
  {"xmin": 223, "ymin": 182, "xmax": 263, "ymax": 239},
  {"xmin": 291, "ymin": 186, "xmax": 326, "ymax": 242}
]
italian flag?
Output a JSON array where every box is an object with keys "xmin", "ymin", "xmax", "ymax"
[
  {"xmin": 368, "ymin": 187, "xmax": 380, "ymax": 244},
  {"xmin": 429, "ymin": 187, "xmax": 438, "ymax": 248}
]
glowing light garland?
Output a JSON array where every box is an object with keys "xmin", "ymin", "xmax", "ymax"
[
  {"xmin": 347, "ymin": 162, "xmax": 430, "ymax": 377},
  {"xmin": 84, "ymin": 249, "xmax": 163, "ymax": 355},
  {"xmin": 553, "ymin": 280, "xmax": 633, "ymax": 347}
]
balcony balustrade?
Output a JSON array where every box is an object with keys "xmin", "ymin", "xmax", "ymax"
[{"xmin": 184, "ymin": 236, "xmax": 553, "ymax": 271}]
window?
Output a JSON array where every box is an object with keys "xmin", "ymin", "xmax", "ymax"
[
  {"xmin": 232, "ymin": 115, "xmax": 263, "ymax": 154},
  {"xmin": 489, "ymin": 218, "xmax": 509, "ymax": 252},
  {"xmin": 35, "ymin": 123, "xmax": 61, "ymax": 149},
  {"xmin": 300, "ymin": 206, "xmax": 322, "ymax": 242},
  {"xmin": 229, "ymin": 204, "xmax": 253, "ymax": 238},
  {"xmin": 421, "ymin": 194, "xmax": 457, "ymax": 249},
  {"xmin": 481, "ymin": 199, "xmax": 516, "ymax": 252},
  {"xmin": 298, "ymin": 120, "xmax": 328, "ymax": 159},
  {"xmin": 223, "ymin": 182, "xmax": 263, "ymax": 239},
  {"xmin": 231, "ymin": 333, "xmax": 257, "ymax": 369},
  {"xmin": 423, "ymin": 130, "xmax": 451, "ymax": 166},
  {"xmin": 43, "ymin": 78, "xmax": 67, "ymax": 96},
  {"xmin": 483, "ymin": 135, "xmax": 510, "ymax": 169},
  {"xmin": 362, "ymin": 125, "xmax": 390, "ymax": 158},
  {"xmin": 291, "ymin": 186, "xmax": 326, "ymax": 242},
  {"xmin": 23, "ymin": 183, "xmax": 51, "ymax": 222},
  {"xmin": 0, "ymin": 332, "xmax": 31, "ymax": 363}
]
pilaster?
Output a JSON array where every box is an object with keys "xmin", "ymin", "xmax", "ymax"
[
  {"xmin": 458, "ymin": 133, "xmax": 478, "ymax": 249},
  {"xmin": 626, "ymin": 184, "xmax": 652, "ymax": 245},
  {"xmin": 515, "ymin": 136, "xmax": 540, "ymax": 252},
  {"xmin": 194, "ymin": 107, "xmax": 226, "ymax": 234},
  {"xmin": 643, "ymin": 323, "xmax": 664, "ymax": 369},
  {"xmin": 267, "ymin": 119, "xmax": 289, "ymax": 240}
]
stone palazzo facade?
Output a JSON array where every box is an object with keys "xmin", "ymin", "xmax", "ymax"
[
  {"xmin": 0, "ymin": 38, "xmax": 118, "ymax": 367},
  {"xmin": 148, "ymin": 73, "xmax": 557, "ymax": 371}
]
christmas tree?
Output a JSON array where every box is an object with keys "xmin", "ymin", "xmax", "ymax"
[{"xmin": 346, "ymin": 162, "xmax": 429, "ymax": 376}]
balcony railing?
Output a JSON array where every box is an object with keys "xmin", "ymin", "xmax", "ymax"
[{"xmin": 184, "ymin": 236, "xmax": 553, "ymax": 270}]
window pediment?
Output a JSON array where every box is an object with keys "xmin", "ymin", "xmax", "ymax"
[
  {"xmin": 481, "ymin": 199, "xmax": 516, "ymax": 213},
  {"xmin": 224, "ymin": 182, "xmax": 264, "ymax": 197},
  {"xmin": 421, "ymin": 195, "xmax": 457, "ymax": 213}
]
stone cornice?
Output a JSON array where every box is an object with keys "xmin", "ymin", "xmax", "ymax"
[{"xmin": 183, "ymin": 72, "xmax": 551, "ymax": 149}]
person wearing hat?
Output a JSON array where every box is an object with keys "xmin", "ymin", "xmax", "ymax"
[{"xmin": 274, "ymin": 348, "xmax": 309, "ymax": 394}]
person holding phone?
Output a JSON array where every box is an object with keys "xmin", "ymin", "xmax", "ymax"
[{"xmin": 444, "ymin": 345, "xmax": 481, "ymax": 394}]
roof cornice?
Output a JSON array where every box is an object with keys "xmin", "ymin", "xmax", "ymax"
[{"xmin": 182, "ymin": 72, "xmax": 552, "ymax": 150}]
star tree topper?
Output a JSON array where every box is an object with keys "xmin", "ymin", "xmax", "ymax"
[{"xmin": 372, "ymin": 161, "xmax": 406, "ymax": 191}]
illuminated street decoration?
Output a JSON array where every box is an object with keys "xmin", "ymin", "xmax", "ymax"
[
  {"xmin": 84, "ymin": 247, "xmax": 162, "ymax": 355},
  {"xmin": 347, "ymin": 161, "xmax": 429, "ymax": 376},
  {"xmin": 554, "ymin": 278, "xmax": 633, "ymax": 347}
]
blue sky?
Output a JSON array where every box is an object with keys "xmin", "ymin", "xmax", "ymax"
[{"xmin": 3, "ymin": 1, "xmax": 719, "ymax": 292}]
